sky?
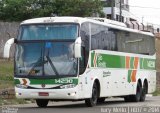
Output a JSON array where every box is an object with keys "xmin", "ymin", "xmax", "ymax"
[{"xmin": 129, "ymin": 0, "xmax": 160, "ymax": 26}]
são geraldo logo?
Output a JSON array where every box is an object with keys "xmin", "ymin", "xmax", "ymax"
[{"xmin": 97, "ymin": 54, "xmax": 106, "ymax": 68}]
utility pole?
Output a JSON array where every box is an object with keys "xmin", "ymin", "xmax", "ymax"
[
  {"xmin": 142, "ymin": 16, "xmax": 144, "ymax": 24},
  {"xmin": 119, "ymin": 0, "xmax": 122, "ymax": 22},
  {"xmin": 111, "ymin": 0, "xmax": 115, "ymax": 20}
]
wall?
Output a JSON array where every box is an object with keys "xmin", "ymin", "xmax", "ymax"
[
  {"xmin": 156, "ymin": 39, "xmax": 160, "ymax": 72},
  {"xmin": 0, "ymin": 22, "xmax": 20, "ymax": 58}
]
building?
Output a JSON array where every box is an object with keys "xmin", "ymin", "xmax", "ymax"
[
  {"xmin": 101, "ymin": 0, "xmax": 137, "ymax": 23},
  {"xmin": 101, "ymin": 0, "xmax": 160, "ymax": 35}
]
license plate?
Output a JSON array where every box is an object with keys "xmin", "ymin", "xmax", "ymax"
[{"xmin": 38, "ymin": 92, "xmax": 49, "ymax": 96}]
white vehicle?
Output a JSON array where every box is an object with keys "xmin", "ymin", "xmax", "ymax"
[{"xmin": 4, "ymin": 17, "xmax": 156, "ymax": 107}]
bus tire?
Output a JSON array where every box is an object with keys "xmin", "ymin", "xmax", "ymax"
[
  {"xmin": 36, "ymin": 99, "xmax": 49, "ymax": 107},
  {"xmin": 140, "ymin": 82, "xmax": 147, "ymax": 102},
  {"xmin": 124, "ymin": 96, "xmax": 132, "ymax": 102},
  {"xmin": 97, "ymin": 97, "xmax": 105, "ymax": 103},
  {"xmin": 85, "ymin": 82, "xmax": 98, "ymax": 107},
  {"xmin": 131, "ymin": 82, "xmax": 142, "ymax": 102}
]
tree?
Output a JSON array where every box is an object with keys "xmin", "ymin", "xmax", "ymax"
[
  {"xmin": 54, "ymin": 0, "xmax": 103, "ymax": 17},
  {"xmin": 0, "ymin": 0, "xmax": 56, "ymax": 21},
  {"xmin": 0, "ymin": 0, "xmax": 104, "ymax": 21}
]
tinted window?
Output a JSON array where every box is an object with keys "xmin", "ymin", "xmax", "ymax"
[
  {"xmin": 19, "ymin": 24, "xmax": 78, "ymax": 40},
  {"xmin": 117, "ymin": 31, "xmax": 155, "ymax": 55},
  {"xmin": 90, "ymin": 23, "xmax": 117, "ymax": 51},
  {"xmin": 79, "ymin": 22, "xmax": 90, "ymax": 74}
]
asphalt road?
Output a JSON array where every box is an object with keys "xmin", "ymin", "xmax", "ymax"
[{"xmin": 1, "ymin": 96, "xmax": 160, "ymax": 113}]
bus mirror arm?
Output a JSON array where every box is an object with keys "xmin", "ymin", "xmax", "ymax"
[
  {"xmin": 3, "ymin": 38, "xmax": 15, "ymax": 58},
  {"xmin": 74, "ymin": 37, "xmax": 82, "ymax": 58}
]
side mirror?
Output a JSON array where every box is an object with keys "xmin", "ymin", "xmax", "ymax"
[
  {"xmin": 3, "ymin": 38, "xmax": 15, "ymax": 58},
  {"xmin": 74, "ymin": 37, "xmax": 82, "ymax": 58}
]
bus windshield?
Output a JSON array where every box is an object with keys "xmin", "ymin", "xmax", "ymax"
[
  {"xmin": 15, "ymin": 42, "xmax": 77, "ymax": 77},
  {"xmin": 18, "ymin": 24, "xmax": 78, "ymax": 40},
  {"xmin": 15, "ymin": 23, "xmax": 79, "ymax": 77}
]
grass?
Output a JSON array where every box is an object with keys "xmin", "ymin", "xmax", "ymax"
[
  {"xmin": 0, "ymin": 60, "xmax": 14, "ymax": 89},
  {"xmin": 0, "ymin": 60, "xmax": 28, "ymax": 106},
  {"xmin": 153, "ymin": 90, "xmax": 160, "ymax": 96}
]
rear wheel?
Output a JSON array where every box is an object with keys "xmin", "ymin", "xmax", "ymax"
[
  {"xmin": 131, "ymin": 82, "xmax": 142, "ymax": 102},
  {"xmin": 85, "ymin": 82, "xmax": 98, "ymax": 107},
  {"xmin": 140, "ymin": 82, "xmax": 147, "ymax": 102},
  {"xmin": 124, "ymin": 82, "xmax": 142, "ymax": 102},
  {"xmin": 36, "ymin": 99, "xmax": 49, "ymax": 107}
]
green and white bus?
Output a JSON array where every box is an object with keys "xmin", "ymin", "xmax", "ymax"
[{"xmin": 4, "ymin": 17, "xmax": 156, "ymax": 107}]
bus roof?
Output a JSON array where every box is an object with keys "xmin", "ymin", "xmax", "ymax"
[{"xmin": 21, "ymin": 17, "xmax": 154, "ymax": 37}]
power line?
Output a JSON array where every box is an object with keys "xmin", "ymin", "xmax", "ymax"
[
  {"xmin": 115, "ymin": 1, "xmax": 160, "ymax": 10},
  {"xmin": 129, "ymin": 5, "xmax": 160, "ymax": 10}
]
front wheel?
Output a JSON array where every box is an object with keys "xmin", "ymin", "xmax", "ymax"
[
  {"xmin": 85, "ymin": 82, "xmax": 98, "ymax": 107},
  {"xmin": 36, "ymin": 99, "xmax": 49, "ymax": 107},
  {"xmin": 97, "ymin": 97, "xmax": 106, "ymax": 103},
  {"xmin": 124, "ymin": 96, "xmax": 132, "ymax": 102}
]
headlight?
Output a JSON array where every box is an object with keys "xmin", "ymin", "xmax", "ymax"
[
  {"xmin": 60, "ymin": 84, "xmax": 76, "ymax": 89},
  {"xmin": 16, "ymin": 84, "xmax": 28, "ymax": 89}
]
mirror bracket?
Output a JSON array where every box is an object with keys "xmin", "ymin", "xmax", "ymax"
[
  {"xmin": 3, "ymin": 38, "xmax": 15, "ymax": 58},
  {"xmin": 74, "ymin": 37, "xmax": 82, "ymax": 58}
]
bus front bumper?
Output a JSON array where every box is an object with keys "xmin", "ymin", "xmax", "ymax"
[{"xmin": 15, "ymin": 87, "xmax": 80, "ymax": 100}]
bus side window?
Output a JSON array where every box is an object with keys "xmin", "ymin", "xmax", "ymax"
[
  {"xmin": 80, "ymin": 22, "xmax": 90, "ymax": 74},
  {"xmin": 79, "ymin": 46, "xmax": 86, "ymax": 74}
]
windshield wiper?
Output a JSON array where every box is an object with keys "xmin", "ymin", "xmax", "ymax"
[
  {"xmin": 28, "ymin": 56, "xmax": 59, "ymax": 76},
  {"xmin": 46, "ymin": 56, "xmax": 59, "ymax": 75},
  {"xmin": 45, "ymin": 45, "xmax": 59, "ymax": 76},
  {"xmin": 28, "ymin": 44, "xmax": 59, "ymax": 76},
  {"xmin": 28, "ymin": 57, "xmax": 59, "ymax": 76}
]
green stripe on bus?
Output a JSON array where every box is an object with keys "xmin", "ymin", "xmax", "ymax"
[
  {"xmin": 91, "ymin": 54, "xmax": 125, "ymax": 68},
  {"xmin": 91, "ymin": 53, "xmax": 155, "ymax": 70},
  {"xmin": 91, "ymin": 53, "xmax": 126, "ymax": 68},
  {"xmin": 140, "ymin": 58, "xmax": 155, "ymax": 70},
  {"xmin": 15, "ymin": 79, "xmax": 20, "ymax": 84},
  {"xmin": 30, "ymin": 78, "xmax": 78, "ymax": 85},
  {"xmin": 15, "ymin": 78, "xmax": 78, "ymax": 85},
  {"xmin": 130, "ymin": 57, "xmax": 134, "ymax": 69},
  {"xmin": 91, "ymin": 51, "xmax": 95, "ymax": 67},
  {"xmin": 30, "ymin": 79, "xmax": 54, "ymax": 84},
  {"xmin": 101, "ymin": 54, "xmax": 125, "ymax": 68},
  {"xmin": 128, "ymin": 70, "xmax": 132, "ymax": 83}
]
